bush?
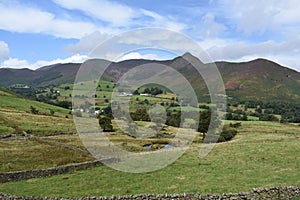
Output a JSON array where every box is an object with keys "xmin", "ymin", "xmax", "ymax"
[
  {"xmin": 229, "ymin": 122, "xmax": 242, "ymax": 128},
  {"xmin": 203, "ymin": 126, "xmax": 238, "ymax": 143},
  {"xmin": 50, "ymin": 109, "xmax": 55, "ymax": 116},
  {"xmin": 30, "ymin": 106, "xmax": 39, "ymax": 114},
  {"xmin": 217, "ymin": 127, "xmax": 237, "ymax": 143}
]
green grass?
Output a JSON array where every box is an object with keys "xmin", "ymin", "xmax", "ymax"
[
  {"xmin": 0, "ymin": 108, "xmax": 76, "ymax": 136},
  {"xmin": 0, "ymin": 122, "xmax": 299, "ymax": 197},
  {"xmin": 0, "ymin": 89, "xmax": 75, "ymax": 136},
  {"xmin": 0, "ymin": 95, "xmax": 70, "ymax": 115},
  {"xmin": 0, "ymin": 138, "xmax": 94, "ymax": 172}
]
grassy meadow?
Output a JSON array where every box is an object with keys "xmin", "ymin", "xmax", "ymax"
[
  {"xmin": 0, "ymin": 138, "xmax": 94, "ymax": 172},
  {"xmin": 0, "ymin": 89, "xmax": 75, "ymax": 136},
  {"xmin": 0, "ymin": 85, "xmax": 299, "ymax": 198},
  {"xmin": 0, "ymin": 121, "xmax": 299, "ymax": 197}
]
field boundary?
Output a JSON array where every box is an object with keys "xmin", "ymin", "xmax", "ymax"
[
  {"xmin": 0, "ymin": 186, "xmax": 299, "ymax": 199},
  {"xmin": 0, "ymin": 158, "xmax": 117, "ymax": 183}
]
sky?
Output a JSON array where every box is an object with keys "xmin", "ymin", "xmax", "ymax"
[{"xmin": 0, "ymin": 0, "xmax": 300, "ymax": 71}]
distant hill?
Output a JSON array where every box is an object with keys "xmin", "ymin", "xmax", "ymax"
[{"xmin": 1, "ymin": 53, "xmax": 300, "ymax": 103}]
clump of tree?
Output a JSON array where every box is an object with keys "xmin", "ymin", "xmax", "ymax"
[
  {"xmin": 199, "ymin": 109, "xmax": 239, "ymax": 143},
  {"xmin": 98, "ymin": 115, "xmax": 113, "ymax": 132},
  {"xmin": 98, "ymin": 105, "xmax": 114, "ymax": 132},
  {"xmin": 143, "ymin": 87, "xmax": 163, "ymax": 95},
  {"xmin": 229, "ymin": 100, "xmax": 300, "ymax": 123},
  {"xmin": 130, "ymin": 107, "xmax": 151, "ymax": 121},
  {"xmin": 166, "ymin": 111, "xmax": 181, "ymax": 127}
]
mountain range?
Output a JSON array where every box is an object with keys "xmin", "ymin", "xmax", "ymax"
[{"xmin": 1, "ymin": 53, "xmax": 300, "ymax": 103}]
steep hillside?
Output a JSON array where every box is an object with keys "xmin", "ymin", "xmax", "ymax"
[{"xmin": 216, "ymin": 59, "xmax": 300, "ymax": 102}]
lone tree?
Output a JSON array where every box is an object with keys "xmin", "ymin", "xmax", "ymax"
[
  {"xmin": 98, "ymin": 116, "xmax": 113, "ymax": 132},
  {"xmin": 198, "ymin": 109, "xmax": 221, "ymax": 140}
]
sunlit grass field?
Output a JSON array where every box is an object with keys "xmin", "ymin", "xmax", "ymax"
[
  {"xmin": 0, "ymin": 138, "xmax": 94, "ymax": 172},
  {"xmin": 0, "ymin": 121, "xmax": 299, "ymax": 197},
  {"xmin": 0, "ymin": 90, "xmax": 75, "ymax": 136}
]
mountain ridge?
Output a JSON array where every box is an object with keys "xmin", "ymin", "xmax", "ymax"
[{"xmin": 1, "ymin": 54, "xmax": 300, "ymax": 103}]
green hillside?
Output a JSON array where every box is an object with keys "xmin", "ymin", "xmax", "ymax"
[{"xmin": 0, "ymin": 88, "xmax": 75, "ymax": 136}]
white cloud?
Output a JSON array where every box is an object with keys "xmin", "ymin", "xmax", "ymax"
[
  {"xmin": 71, "ymin": 28, "xmax": 200, "ymax": 61},
  {"xmin": 0, "ymin": 54, "xmax": 88, "ymax": 70},
  {"xmin": 219, "ymin": 0, "xmax": 300, "ymax": 35},
  {"xmin": 1, "ymin": 58, "xmax": 29, "ymax": 69},
  {"xmin": 0, "ymin": 41, "xmax": 9, "ymax": 59},
  {"xmin": 192, "ymin": 13, "xmax": 226, "ymax": 38},
  {"xmin": 66, "ymin": 31, "xmax": 111, "ymax": 53},
  {"xmin": 265, "ymin": 54, "xmax": 300, "ymax": 72},
  {"xmin": 52, "ymin": 0, "xmax": 134, "ymax": 26},
  {"xmin": 0, "ymin": 2, "xmax": 97, "ymax": 38},
  {"xmin": 117, "ymin": 52, "xmax": 162, "ymax": 61},
  {"xmin": 198, "ymin": 36, "xmax": 300, "ymax": 71},
  {"xmin": 141, "ymin": 9, "xmax": 186, "ymax": 32},
  {"xmin": 206, "ymin": 36, "xmax": 300, "ymax": 61},
  {"xmin": 53, "ymin": 1, "xmax": 186, "ymax": 32}
]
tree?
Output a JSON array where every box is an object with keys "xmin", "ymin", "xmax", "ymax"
[
  {"xmin": 166, "ymin": 111, "xmax": 181, "ymax": 127},
  {"xmin": 256, "ymin": 107, "xmax": 262, "ymax": 114},
  {"xmin": 133, "ymin": 89, "xmax": 140, "ymax": 95},
  {"xmin": 198, "ymin": 109, "xmax": 221, "ymax": 139},
  {"xmin": 55, "ymin": 101, "xmax": 72, "ymax": 109},
  {"xmin": 99, "ymin": 116, "xmax": 113, "ymax": 132},
  {"xmin": 226, "ymin": 112, "xmax": 233, "ymax": 120}
]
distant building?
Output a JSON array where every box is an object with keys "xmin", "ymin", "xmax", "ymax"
[
  {"xmin": 95, "ymin": 110, "xmax": 103, "ymax": 115},
  {"xmin": 119, "ymin": 92, "xmax": 132, "ymax": 97},
  {"xmin": 11, "ymin": 84, "xmax": 30, "ymax": 89}
]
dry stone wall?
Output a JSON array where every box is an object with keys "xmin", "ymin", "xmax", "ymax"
[
  {"xmin": 0, "ymin": 158, "xmax": 117, "ymax": 183},
  {"xmin": 0, "ymin": 186, "xmax": 299, "ymax": 200}
]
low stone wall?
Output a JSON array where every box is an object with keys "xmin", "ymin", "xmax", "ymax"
[
  {"xmin": 0, "ymin": 186, "xmax": 299, "ymax": 200},
  {"xmin": 0, "ymin": 158, "xmax": 117, "ymax": 183}
]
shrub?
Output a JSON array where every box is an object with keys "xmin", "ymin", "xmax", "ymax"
[
  {"xmin": 229, "ymin": 122, "xmax": 242, "ymax": 128},
  {"xmin": 50, "ymin": 109, "xmax": 55, "ymax": 116},
  {"xmin": 203, "ymin": 126, "xmax": 238, "ymax": 143},
  {"xmin": 217, "ymin": 127, "xmax": 237, "ymax": 143},
  {"xmin": 30, "ymin": 106, "xmax": 39, "ymax": 114}
]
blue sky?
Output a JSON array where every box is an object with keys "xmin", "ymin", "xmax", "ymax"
[{"xmin": 0, "ymin": 0, "xmax": 300, "ymax": 70}]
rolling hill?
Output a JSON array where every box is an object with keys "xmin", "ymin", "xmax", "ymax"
[
  {"xmin": 1, "ymin": 53, "xmax": 300, "ymax": 103},
  {"xmin": 0, "ymin": 88, "xmax": 75, "ymax": 136}
]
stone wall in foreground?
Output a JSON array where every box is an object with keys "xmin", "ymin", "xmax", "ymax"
[
  {"xmin": 0, "ymin": 158, "xmax": 117, "ymax": 183},
  {"xmin": 0, "ymin": 186, "xmax": 299, "ymax": 200}
]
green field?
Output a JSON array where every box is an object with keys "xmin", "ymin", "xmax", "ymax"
[
  {"xmin": 0, "ymin": 121, "xmax": 299, "ymax": 197},
  {"xmin": 0, "ymin": 86, "xmax": 299, "ymax": 198},
  {"xmin": 0, "ymin": 137, "xmax": 94, "ymax": 172}
]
